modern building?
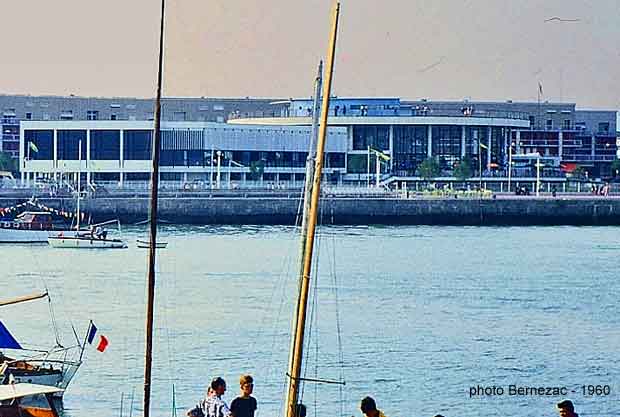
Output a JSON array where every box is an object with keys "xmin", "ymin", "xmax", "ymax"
[
  {"xmin": 2, "ymin": 94, "xmax": 287, "ymax": 159},
  {"xmin": 20, "ymin": 120, "xmax": 347, "ymax": 187},
  {"xmin": 9, "ymin": 94, "xmax": 619, "ymax": 187}
]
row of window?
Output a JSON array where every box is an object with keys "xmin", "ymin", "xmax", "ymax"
[{"xmin": 22, "ymin": 129, "xmax": 346, "ymax": 167}]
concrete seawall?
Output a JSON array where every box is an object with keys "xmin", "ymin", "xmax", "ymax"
[{"xmin": 2, "ymin": 196, "xmax": 620, "ymax": 225}]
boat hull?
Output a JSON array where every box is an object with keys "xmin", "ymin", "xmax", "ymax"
[
  {"xmin": 0, "ymin": 228, "xmax": 77, "ymax": 244},
  {"xmin": 47, "ymin": 236, "xmax": 128, "ymax": 249}
]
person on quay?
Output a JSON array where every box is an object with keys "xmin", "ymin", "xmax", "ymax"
[{"xmin": 230, "ymin": 374, "xmax": 257, "ymax": 417}]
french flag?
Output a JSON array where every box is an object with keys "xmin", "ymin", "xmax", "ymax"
[{"xmin": 87, "ymin": 322, "xmax": 109, "ymax": 352}]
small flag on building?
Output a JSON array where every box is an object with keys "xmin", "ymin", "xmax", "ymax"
[{"xmin": 87, "ymin": 321, "xmax": 109, "ymax": 352}]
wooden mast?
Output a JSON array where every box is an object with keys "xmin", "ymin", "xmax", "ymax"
[
  {"xmin": 143, "ymin": 0, "xmax": 166, "ymax": 415},
  {"xmin": 285, "ymin": 3, "xmax": 340, "ymax": 417}
]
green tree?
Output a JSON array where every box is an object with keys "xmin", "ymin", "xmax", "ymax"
[
  {"xmin": 249, "ymin": 160, "xmax": 265, "ymax": 180},
  {"xmin": 416, "ymin": 157, "xmax": 441, "ymax": 180},
  {"xmin": 572, "ymin": 165, "xmax": 585, "ymax": 179},
  {"xmin": 0, "ymin": 152, "xmax": 17, "ymax": 173},
  {"xmin": 453, "ymin": 156, "xmax": 473, "ymax": 181},
  {"xmin": 610, "ymin": 159, "xmax": 620, "ymax": 178}
]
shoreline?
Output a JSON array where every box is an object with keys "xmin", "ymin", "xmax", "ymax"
[{"xmin": 2, "ymin": 193, "xmax": 620, "ymax": 225}]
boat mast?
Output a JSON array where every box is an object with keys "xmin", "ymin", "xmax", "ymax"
[
  {"xmin": 143, "ymin": 0, "xmax": 166, "ymax": 415},
  {"xmin": 288, "ymin": 60, "xmax": 323, "ymax": 370},
  {"xmin": 285, "ymin": 3, "xmax": 340, "ymax": 417}
]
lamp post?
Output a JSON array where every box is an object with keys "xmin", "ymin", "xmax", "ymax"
[
  {"xmin": 508, "ymin": 142, "xmax": 513, "ymax": 192},
  {"xmin": 216, "ymin": 150, "xmax": 222, "ymax": 189},
  {"xmin": 536, "ymin": 154, "xmax": 541, "ymax": 197}
]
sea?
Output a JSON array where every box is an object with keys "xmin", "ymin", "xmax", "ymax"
[{"xmin": 2, "ymin": 225, "xmax": 619, "ymax": 417}]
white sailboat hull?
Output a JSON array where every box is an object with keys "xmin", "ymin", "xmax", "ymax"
[
  {"xmin": 48, "ymin": 236, "xmax": 128, "ymax": 249},
  {"xmin": 0, "ymin": 228, "xmax": 78, "ymax": 244}
]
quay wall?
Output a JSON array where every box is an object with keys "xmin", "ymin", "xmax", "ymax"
[{"xmin": 2, "ymin": 196, "xmax": 620, "ymax": 225}]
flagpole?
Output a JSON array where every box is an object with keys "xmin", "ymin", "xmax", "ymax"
[
  {"xmin": 507, "ymin": 142, "xmax": 513, "ymax": 192},
  {"xmin": 479, "ymin": 141, "xmax": 482, "ymax": 191},
  {"xmin": 78, "ymin": 320, "xmax": 92, "ymax": 362}
]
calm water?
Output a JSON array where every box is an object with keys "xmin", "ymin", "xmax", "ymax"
[{"xmin": 2, "ymin": 225, "xmax": 620, "ymax": 417}]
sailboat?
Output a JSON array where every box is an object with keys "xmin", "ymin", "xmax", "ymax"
[
  {"xmin": 0, "ymin": 291, "xmax": 86, "ymax": 399},
  {"xmin": 0, "ymin": 203, "xmax": 79, "ymax": 244},
  {"xmin": 47, "ymin": 142, "xmax": 128, "ymax": 249}
]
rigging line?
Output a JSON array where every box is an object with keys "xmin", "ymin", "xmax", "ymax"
[
  {"xmin": 46, "ymin": 290, "xmax": 63, "ymax": 348},
  {"xmin": 330, "ymin": 228, "xmax": 347, "ymax": 417},
  {"xmin": 249, "ymin": 190, "xmax": 307, "ymax": 364},
  {"xmin": 300, "ymin": 208, "xmax": 324, "ymax": 403}
]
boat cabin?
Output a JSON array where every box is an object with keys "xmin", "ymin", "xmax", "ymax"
[{"xmin": 0, "ymin": 212, "xmax": 54, "ymax": 231}]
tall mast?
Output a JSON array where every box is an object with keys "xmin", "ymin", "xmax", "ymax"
[
  {"xmin": 285, "ymin": 3, "xmax": 340, "ymax": 417},
  {"xmin": 286, "ymin": 60, "xmax": 323, "ymax": 402},
  {"xmin": 143, "ymin": 0, "xmax": 166, "ymax": 415}
]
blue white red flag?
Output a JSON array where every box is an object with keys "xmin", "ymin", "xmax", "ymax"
[{"xmin": 87, "ymin": 322, "xmax": 109, "ymax": 352}]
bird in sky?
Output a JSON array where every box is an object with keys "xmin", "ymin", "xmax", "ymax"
[{"xmin": 544, "ymin": 17, "xmax": 580, "ymax": 23}]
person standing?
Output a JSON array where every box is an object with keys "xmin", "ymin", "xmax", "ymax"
[
  {"xmin": 205, "ymin": 377, "xmax": 232, "ymax": 417},
  {"xmin": 360, "ymin": 396, "xmax": 387, "ymax": 417},
  {"xmin": 230, "ymin": 375, "xmax": 257, "ymax": 417}
]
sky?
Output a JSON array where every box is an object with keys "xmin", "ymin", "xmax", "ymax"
[{"xmin": 1, "ymin": 0, "xmax": 619, "ymax": 114}]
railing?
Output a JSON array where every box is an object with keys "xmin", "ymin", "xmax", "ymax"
[
  {"xmin": 562, "ymin": 155, "xmax": 617, "ymax": 162},
  {"xmin": 246, "ymin": 109, "xmax": 530, "ymax": 120}
]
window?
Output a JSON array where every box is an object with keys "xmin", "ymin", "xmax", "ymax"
[
  {"xmin": 57, "ymin": 130, "xmax": 87, "ymax": 160},
  {"xmin": 216, "ymin": 116, "xmax": 224, "ymax": 123},
  {"xmin": 60, "ymin": 110, "xmax": 74, "ymax": 120},
  {"xmin": 87, "ymin": 110, "xmax": 99, "ymax": 120},
  {"xmin": 352, "ymin": 125, "xmax": 390, "ymax": 150},
  {"xmin": 24, "ymin": 130, "xmax": 53, "ymax": 160},
  {"xmin": 546, "ymin": 119, "xmax": 553, "ymax": 130},
  {"xmin": 123, "ymin": 130, "xmax": 152, "ymax": 160},
  {"xmin": 25, "ymin": 112, "xmax": 32, "ymax": 120},
  {"xmin": 110, "ymin": 114, "xmax": 117, "ymax": 120},
  {"xmin": 173, "ymin": 111, "xmax": 186, "ymax": 121},
  {"xmin": 529, "ymin": 116, "xmax": 535, "ymax": 129},
  {"xmin": 598, "ymin": 122, "xmax": 610, "ymax": 133},
  {"xmin": 213, "ymin": 105, "xmax": 225, "ymax": 111},
  {"xmin": 110, "ymin": 104, "xmax": 121, "ymax": 109},
  {"xmin": 563, "ymin": 119, "xmax": 571, "ymax": 130},
  {"xmin": 90, "ymin": 130, "xmax": 120, "ymax": 160}
]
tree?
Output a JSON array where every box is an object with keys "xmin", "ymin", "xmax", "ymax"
[
  {"xmin": 0, "ymin": 152, "xmax": 17, "ymax": 173},
  {"xmin": 416, "ymin": 157, "xmax": 441, "ymax": 180},
  {"xmin": 572, "ymin": 165, "xmax": 586, "ymax": 180},
  {"xmin": 249, "ymin": 160, "xmax": 265, "ymax": 180},
  {"xmin": 453, "ymin": 156, "xmax": 473, "ymax": 181},
  {"xmin": 610, "ymin": 159, "xmax": 620, "ymax": 178}
]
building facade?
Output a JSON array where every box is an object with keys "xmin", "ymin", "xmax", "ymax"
[
  {"xmin": 20, "ymin": 121, "xmax": 347, "ymax": 187},
  {"xmin": 9, "ymin": 95, "xmax": 619, "ymax": 187},
  {"xmin": 2, "ymin": 95, "xmax": 287, "ymax": 159}
]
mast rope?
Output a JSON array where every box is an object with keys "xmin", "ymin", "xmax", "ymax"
[{"xmin": 329, "ymin": 220, "xmax": 347, "ymax": 417}]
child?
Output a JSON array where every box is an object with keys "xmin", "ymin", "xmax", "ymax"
[{"xmin": 230, "ymin": 375, "xmax": 257, "ymax": 417}]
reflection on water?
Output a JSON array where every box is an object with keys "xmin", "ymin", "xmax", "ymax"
[{"xmin": 2, "ymin": 225, "xmax": 620, "ymax": 417}]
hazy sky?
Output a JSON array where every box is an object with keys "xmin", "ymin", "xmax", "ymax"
[{"xmin": 2, "ymin": 0, "xmax": 619, "ymax": 110}]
